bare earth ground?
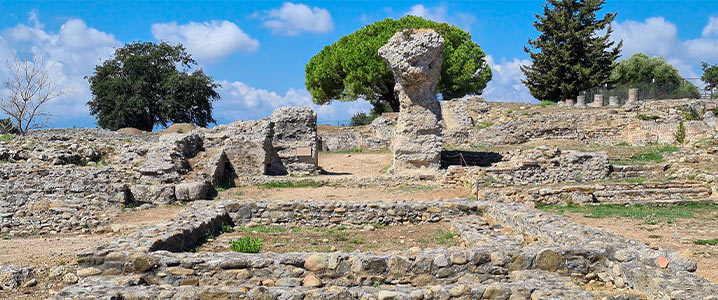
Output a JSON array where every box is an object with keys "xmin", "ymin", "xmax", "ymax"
[
  {"xmin": 220, "ymin": 152, "xmax": 472, "ymax": 202},
  {"xmin": 0, "ymin": 206, "xmax": 182, "ymax": 300},
  {"xmin": 559, "ymin": 211, "xmax": 718, "ymax": 284},
  {"xmin": 199, "ymin": 222, "xmax": 457, "ymax": 254}
]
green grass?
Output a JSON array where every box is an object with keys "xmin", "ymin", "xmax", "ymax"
[
  {"xmin": 636, "ymin": 114, "xmax": 661, "ymax": 121},
  {"xmin": 221, "ymin": 225, "xmax": 234, "ymax": 233},
  {"xmin": 371, "ymin": 223, "xmax": 386, "ymax": 229},
  {"xmin": 434, "ymin": 230, "xmax": 457, "ymax": 245},
  {"xmin": 475, "ymin": 144, "xmax": 490, "ymax": 151},
  {"xmin": 229, "ymin": 236, "xmax": 263, "ymax": 253},
  {"xmin": 349, "ymin": 238, "xmax": 365, "ymax": 245},
  {"xmin": 540, "ymin": 100, "xmax": 557, "ymax": 107},
  {"xmin": 694, "ymin": 238, "xmax": 718, "ymax": 245},
  {"xmin": 399, "ymin": 185, "xmax": 435, "ymax": 192},
  {"xmin": 474, "ymin": 121, "xmax": 494, "ymax": 129},
  {"xmin": 0, "ymin": 134, "xmax": 13, "ymax": 141},
  {"xmin": 87, "ymin": 158, "xmax": 109, "ymax": 167},
  {"xmin": 611, "ymin": 145, "xmax": 679, "ymax": 165},
  {"xmin": 320, "ymin": 147, "xmax": 363, "ymax": 154},
  {"xmin": 239, "ymin": 225, "xmax": 286, "ymax": 233},
  {"xmin": 537, "ymin": 203, "xmax": 718, "ymax": 224},
  {"xmin": 123, "ymin": 138, "xmax": 132, "ymax": 143},
  {"xmin": 258, "ymin": 180, "xmax": 321, "ymax": 189}
]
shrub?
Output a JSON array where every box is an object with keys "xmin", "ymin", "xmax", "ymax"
[
  {"xmin": 0, "ymin": 134, "xmax": 13, "ymax": 141},
  {"xmin": 681, "ymin": 107, "xmax": 702, "ymax": 121},
  {"xmin": 675, "ymin": 121, "xmax": 686, "ymax": 144},
  {"xmin": 349, "ymin": 112, "xmax": 374, "ymax": 126},
  {"xmin": 229, "ymin": 236, "xmax": 263, "ymax": 253},
  {"xmin": 636, "ymin": 114, "xmax": 660, "ymax": 121}
]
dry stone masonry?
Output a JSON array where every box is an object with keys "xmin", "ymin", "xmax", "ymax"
[{"xmin": 379, "ymin": 29, "xmax": 444, "ymax": 171}]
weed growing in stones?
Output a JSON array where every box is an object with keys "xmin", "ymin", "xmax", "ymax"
[
  {"xmin": 258, "ymin": 180, "xmax": 321, "ymax": 189},
  {"xmin": 475, "ymin": 144, "xmax": 490, "ymax": 151},
  {"xmin": 350, "ymin": 238, "xmax": 365, "ymax": 245},
  {"xmin": 435, "ymin": 230, "xmax": 457, "ymax": 245},
  {"xmin": 123, "ymin": 138, "xmax": 132, "ymax": 143},
  {"xmin": 371, "ymin": 223, "xmax": 386, "ymax": 229},
  {"xmin": 537, "ymin": 203, "xmax": 718, "ymax": 223},
  {"xmin": 681, "ymin": 107, "xmax": 702, "ymax": 121},
  {"xmin": 229, "ymin": 236, "xmax": 263, "ymax": 253},
  {"xmin": 694, "ymin": 238, "xmax": 718, "ymax": 246},
  {"xmin": 0, "ymin": 134, "xmax": 13, "ymax": 141},
  {"xmin": 474, "ymin": 121, "xmax": 494, "ymax": 129},
  {"xmin": 221, "ymin": 225, "xmax": 234, "ymax": 233},
  {"xmin": 636, "ymin": 114, "xmax": 661, "ymax": 121},
  {"xmin": 675, "ymin": 121, "xmax": 686, "ymax": 144}
]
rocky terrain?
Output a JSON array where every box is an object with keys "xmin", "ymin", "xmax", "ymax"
[{"xmin": 3, "ymin": 31, "xmax": 718, "ymax": 299}]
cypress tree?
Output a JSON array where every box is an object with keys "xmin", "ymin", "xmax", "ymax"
[{"xmin": 521, "ymin": 0, "xmax": 622, "ymax": 102}]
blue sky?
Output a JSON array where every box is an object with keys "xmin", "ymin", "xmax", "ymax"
[{"xmin": 1, "ymin": 0, "xmax": 717, "ymax": 128}]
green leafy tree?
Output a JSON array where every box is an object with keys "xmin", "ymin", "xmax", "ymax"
[
  {"xmin": 305, "ymin": 15, "xmax": 492, "ymax": 112},
  {"xmin": 87, "ymin": 42, "xmax": 220, "ymax": 131},
  {"xmin": 611, "ymin": 53, "xmax": 700, "ymax": 99},
  {"xmin": 521, "ymin": 0, "xmax": 622, "ymax": 102},
  {"xmin": 702, "ymin": 62, "xmax": 718, "ymax": 99}
]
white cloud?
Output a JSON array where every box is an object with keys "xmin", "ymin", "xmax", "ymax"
[
  {"xmin": 214, "ymin": 80, "xmax": 371, "ymax": 124},
  {"xmin": 0, "ymin": 15, "xmax": 122, "ymax": 127},
  {"xmin": 404, "ymin": 4, "xmax": 475, "ymax": 30},
  {"xmin": 702, "ymin": 16, "xmax": 718, "ymax": 37},
  {"xmin": 407, "ymin": 4, "xmax": 447, "ymax": 22},
  {"xmin": 151, "ymin": 20, "xmax": 259, "ymax": 61},
  {"xmin": 610, "ymin": 16, "xmax": 718, "ymax": 79},
  {"xmin": 263, "ymin": 2, "xmax": 334, "ymax": 36},
  {"xmin": 481, "ymin": 55, "xmax": 535, "ymax": 102},
  {"xmin": 611, "ymin": 17, "xmax": 678, "ymax": 58}
]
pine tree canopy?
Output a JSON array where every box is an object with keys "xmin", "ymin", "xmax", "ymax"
[
  {"xmin": 521, "ymin": 0, "xmax": 622, "ymax": 102},
  {"xmin": 304, "ymin": 15, "xmax": 492, "ymax": 112}
]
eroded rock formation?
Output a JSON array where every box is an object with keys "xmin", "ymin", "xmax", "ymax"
[{"xmin": 379, "ymin": 29, "xmax": 444, "ymax": 170}]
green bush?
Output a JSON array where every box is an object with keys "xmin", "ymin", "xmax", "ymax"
[
  {"xmin": 349, "ymin": 112, "xmax": 374, "ymax": 126},
  {"xmin": 675, "ymin": 121, "xmax": 686, "ymax": 144},
  {"xmin": 229, "ymin": 236, "xmax": 263, "ymax": 253},
  {"xmin": 681, "ymin": 107, "xmax": 702, "ymax": 121},
  {"xmin": 636, "ymin": 114, "xmax": 660, "ymax": 121}
]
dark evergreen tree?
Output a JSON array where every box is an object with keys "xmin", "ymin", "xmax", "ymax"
[
  {"xmin": 87, "ymin": 42, "xmax": 220, "ymax": 131},
  {"xmin": 521, "ymin": 0, "xmax": 622, "ymax": 102}
]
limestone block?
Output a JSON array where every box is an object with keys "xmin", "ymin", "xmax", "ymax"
[
  {"xmin": 175, "ymin": 181, "xmax": 211, "ymax": 201},
  {"xmin": 270, "ymin": 106, "xmax": 319, "ymax": 175}
]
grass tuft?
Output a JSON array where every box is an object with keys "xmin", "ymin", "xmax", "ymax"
[
  {"xmin": 694, "ymin": 238, "xmax": 718, "ymax": 245},
  {"xmin": 474, "ymin": 121, "xmax": 494, "ymax": 129},
  {"xmin": 229, "ymin": 236, "xmax": 263, "ymax": 253},
  {"xmin": 0, "ymin": 134, "xmax": 13, "ymax": 141},
  {"xmin": 258, "ymin": 180, "xmax": 321, "ymax": 189},
  {"xmin": 636, "ymin": 114, "xmax": 661, "ymax": 121},
  {"xmin": 239, "ymin": 225, "xmax": 286, "ymax": 233}
]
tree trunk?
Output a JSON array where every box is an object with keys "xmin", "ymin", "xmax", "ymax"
[{"xmin": 384, "ymin": 91, "xmax": 400, "ymax": 112}]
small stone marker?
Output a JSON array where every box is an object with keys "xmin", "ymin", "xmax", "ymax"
[
  {"xmin": 657, "ymin": 256, "xmax": 669, "ymax": 268},
  {"xmin": 296, "ymin": 147, "xmax": 312, "ymax": 157}
]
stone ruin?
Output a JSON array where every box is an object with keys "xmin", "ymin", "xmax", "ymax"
[{"xmin": 379, "ymin": 29, "xmax": 444, "ymax": 171}]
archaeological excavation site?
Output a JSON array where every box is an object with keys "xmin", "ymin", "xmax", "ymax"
[{"xmin": 3, "ymin": 26, "xmax": 718, "ymax": 300}]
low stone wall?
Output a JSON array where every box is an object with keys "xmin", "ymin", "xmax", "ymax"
[
  {"xmin": 526, "ymin": 181, "xmax": 711, "ymax": 205},
  {"xmin": 481, "ymin": 200, "xmax": 718, "ymax": 299}
]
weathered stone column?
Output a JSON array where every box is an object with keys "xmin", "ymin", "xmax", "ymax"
[
  {"xmin": 379, "ymin": 29, "xmax": 444, "ymax": 170},
  {"xmin": 609, "ymin": 96, "xmax": 620, "ymax": 106},
  {"xmin": 576, "ymin": 95, "xmax": 586, "ymax": 108},
  {"xmin": 591, "ymin": 94, "xmax": 604, "ymax": 107},
  {"xmin": 627, "ymin": 88, "xmax": 639, "ymax": 103}
]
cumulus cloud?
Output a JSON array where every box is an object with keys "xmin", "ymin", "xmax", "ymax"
[
  {"xmin": 481, "ymin": 55, "xmax": 535, "ymax": 102},
  {"xmin": 404, "ymin": 4, "xmax": 475, "ymax": 30},
  {"xmin": 214, "ymin": 80, "xmax": 371, "ymax": 124},
  {"xmin": 0, "ymin": 15, "xmax": 122, "ymax": 127},
  {"xmin": 407, "ymin": 4, "xmax": 447, "ymax": 22},
  {"xmin": 610, "ymin": 16, "xmax": 718, "ymax": 78},
  {"xmin": 702, "ymin": 16, "xmax": 718, "ymax": 37},
  {"xmin": 151, "ymin": 20, "xmax": 259, "ymax": 61},
  {"xmin": 263, "ymin": 2, "xmax": 334, "ymax": 36}
]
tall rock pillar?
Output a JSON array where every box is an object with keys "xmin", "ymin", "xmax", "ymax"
[{"xmin": 378, "ymin": 29, "xmax": 444, "ymax": 171}]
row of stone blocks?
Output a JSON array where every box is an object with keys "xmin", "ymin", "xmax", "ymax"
[{"xmin": 58, "ymin": 198, "xmax": 718, "ymax": 299}]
